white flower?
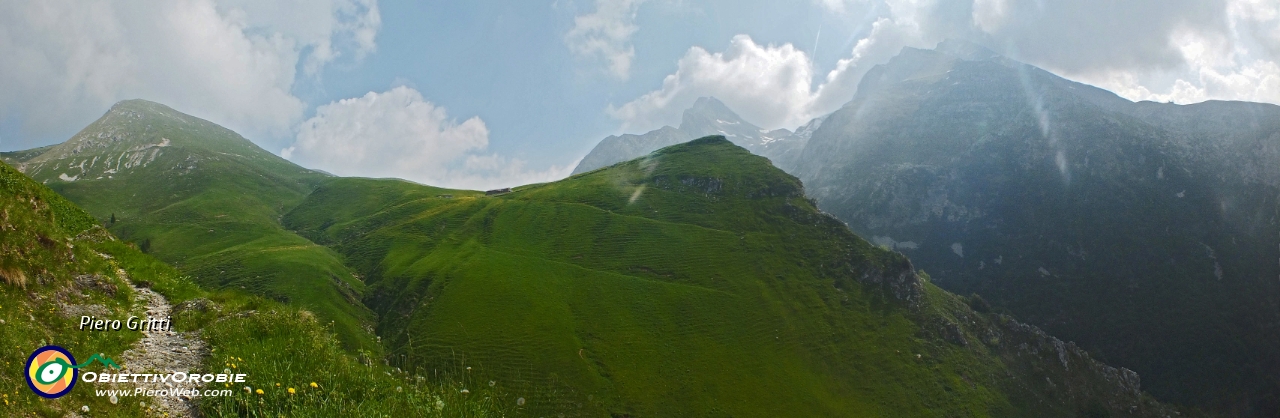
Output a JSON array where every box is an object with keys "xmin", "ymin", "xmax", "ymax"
[
  {"xmin": 110, "ymin": 394, "xmax": 118, "ymax": 404},
  {"xmin": 516, "ymin": 397, "xmax": 526, "ymax": 406},
  {"xmin": 81, "ymin": 405, "xmax": 89, "ymax": 412},
  {"xmin": 434, "ymin": 399, "xmax": 445, "ymax": 411}
]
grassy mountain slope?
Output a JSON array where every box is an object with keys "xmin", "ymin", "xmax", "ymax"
[
  {"xmin": 0, "ymin": 160, "xmax": 190, "ymax": 416},
  {"xmin": 286, "ymin": 136, "xmax": 1184, "ymax": 417},
  {"xmin": 1, "ymin": 160, "xmax": 512, "ymax": 417},
  {"xmin": 8, "ymin": 100, "xmax": 375, "ymax": 350}
]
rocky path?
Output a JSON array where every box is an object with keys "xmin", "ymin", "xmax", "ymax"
[{"xmin": 113, "ymin": 274, "xmax": 207, "ymax": 417}]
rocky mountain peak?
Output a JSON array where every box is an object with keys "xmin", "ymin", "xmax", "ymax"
[
  {"xmin": 681, "ymin": 97, "xmax": 740, "ymax": 123},
  {"xmin": 933, "ymin": 38, "xmax": 1000, "ymax": 60}
]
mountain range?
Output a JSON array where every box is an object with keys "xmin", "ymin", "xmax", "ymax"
[
  {"xmin": 573, "ymin": 39, "xmax": 1280, "ymax": 415},
  {"xmin": 0, "ymin": 96, "xmax": 1190, "ymax": 415}
]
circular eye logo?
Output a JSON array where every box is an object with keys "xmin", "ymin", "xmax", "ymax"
[{"xmin": 25, "ymin": 346, "xmax": 77, "ymax": 398}]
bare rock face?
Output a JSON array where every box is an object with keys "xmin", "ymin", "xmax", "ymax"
[{"xmin": 791, "ymin": 40, "xmax": 1280, "ymax": 415}]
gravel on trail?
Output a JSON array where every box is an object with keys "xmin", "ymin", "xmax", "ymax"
[{"xmin": 110, "ymin": 271, "xmax": 208, "ymax": 418}]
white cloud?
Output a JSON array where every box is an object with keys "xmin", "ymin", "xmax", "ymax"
[
  {"xmin": 0, "ymin": 0, "xmax": 380, "ymax": 146},
  {"xmin": 609, "ymin": 17, "xmax": 925, "ymax": 133},
  {"xmin": 283, "ymin": 87, "xmax": 573, "ymax": 190},
  {"xmin": 608, "ymin": 35, "xmax": 817, "ymax": 132},
  {"xmin": 1066, "ymin": 0, "xmax": 1280, "ymax": 105},
  {"xmin": 812, "ymin": 16, "xmax": 925, "ymax": 112},
  {"xmin": 565, "ymin": 0, "xmax": 647, "ymax": 79},
  {"xmin": 971, "ymin": 0, "xmax": 1009, "ymax": 32},
  {"xmin": 816, "ymin": 0, "xmax": 858, "ymax": 14},
  {"xmin": 616, "ymin": 0, "xmax": 1280, "ymax": 134}
]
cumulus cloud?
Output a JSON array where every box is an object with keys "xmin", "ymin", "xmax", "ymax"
[
  {"xmin": 957, "ymin": 0, "xmax": 1280, "ymax": 106},
  {"xmin": 283, "ymin": 87, "xmax": 573, "ymax": 190},
  {"xmin": 0, "ymin": 0, "xmax": 380, "ymax": 147},
  {"xmin": 608, "ymin": 35, "xmax": 819, "ymax": 132},
  {"xmin": 565, "ymin": 0, "xmax": 647, "ymax": 79},
  {"xmin": 609, "ymin": 19, "xmax": 926, "ymax": 133},
  {"xmin": 615, "ymin": 0, "xmax": 1280, "ymax": 133}
]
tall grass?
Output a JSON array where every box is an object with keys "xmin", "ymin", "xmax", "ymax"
[{"xmin": 187, "ymin": 297, "xmax": 512, "ymax": 417}]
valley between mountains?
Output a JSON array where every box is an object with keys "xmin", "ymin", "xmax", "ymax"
[{"xmin": 2, "ymin": 40, "xmax": 1274, "ymax": 417}]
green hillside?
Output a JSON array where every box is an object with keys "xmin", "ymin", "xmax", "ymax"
[
  {"xmin": 286, "ymin": 136, "xmax": 1184, "ymax": 417},
  {"xmin": 8, "ymin": 100, "xmax": 376, "ymax": 350},
  {"xmin": 1, "ymin": 160, "xmax": 512, "ymax": 417},
  {"xmin": 0, "ymin": 160, "xmax": 185, "ymax": 416}
]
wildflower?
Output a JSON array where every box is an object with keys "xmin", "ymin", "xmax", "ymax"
[
  {"xmin": 244, "ymin": 386, "xmax": 252, "ymax": 393},
  {"xmin": 517, "ymin": 397, "xmax": 526, "ymax": 406},
  {"xmin": 288, "ymin": 388, "xmax": 296, "ymax": 395},
  {"xmin": 110, "ymin": 394, "xmax": 118, "ymax": 404},
  {"xmin": 395, "ymin": 386, "xmax": 402, "ymax": 393},
  {"xmin": 256, "ymin": 389, "xmax": 264, "ymax": 395},
  {"xmin": 81, "ymin": 405, "xmax": 89, "ymax": 413},
  {"xmin": 434, "ymin": 399, "xmax": 445, "ymax": 411},
  {"xmin": 489, "ymin": 380, "xmax": 496, "ymax": 387},
  {"xmin": 310, "ymin": 382, "xmax": 318, "ymax": 388},
  {"xmin": 460, "ymin": 389, "xmax": 470, "ymax": 394},
  {"xmin": 223, "ymin": 368, "xmax": 231, "ymax": 374},
  {"xmin": 275, "ymin": 383, "xmax": 280, "ymax": 387},
  {"xmin": 465, "ymin": 366, "xmax": 472, "ymax": 371}
]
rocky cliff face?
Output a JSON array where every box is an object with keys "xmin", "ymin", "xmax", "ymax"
[{"xmin": 791, "ymin": 40, "xmax": 1280, "ymax": 416}]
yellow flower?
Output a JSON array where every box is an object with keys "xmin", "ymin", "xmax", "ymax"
[
  {"xmin": 288, "ymin": 388, "xmax": 295, "ymax": 395},
  {"xmin": 231, "ymin": 364, "xmax": 237, "ymax": 369},
  {"xmin": 275, "ymin": 383, "xmax": 280, "ymax": 387},
  {"xmin": 309, "ymin": 382, "xmax": 318, "ymax": 388},
  {"xmin": 255, "ymin": 389, "xmax": 263, "ymax": 395}
]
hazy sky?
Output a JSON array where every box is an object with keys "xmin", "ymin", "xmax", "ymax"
[{"xmin": 1, "ymin": 0, "xmax": 1277, "ymax": 189}]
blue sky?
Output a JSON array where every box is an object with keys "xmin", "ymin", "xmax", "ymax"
[{"xmin": 1, "ymin": 0, "xmax": 1277, "ymax": 189}]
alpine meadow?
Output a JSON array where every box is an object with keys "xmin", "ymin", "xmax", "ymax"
[{"xmin": 1, "ymin": 2, "xmax": 1277, "ymax": 415}]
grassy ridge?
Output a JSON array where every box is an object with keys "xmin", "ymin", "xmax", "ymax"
[
  {"xmin": 0, "ymin": 161, "xmax": 158, "ymax": 417},
  {"xmin": 286, "ymin": 137, "xmax": 1179, "ymax": 416},
  {"xmin": 2, "ymin": 160, "xmax": 510, "ymax": 417},
  {"xmin": 14, "ymin": 100, "xmax": 377, "ymax": 351}
]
